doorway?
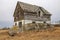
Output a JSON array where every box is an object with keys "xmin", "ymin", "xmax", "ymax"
[{"xmin": 19, "ymin": 22, "xmax": 22, "ymax": 28}]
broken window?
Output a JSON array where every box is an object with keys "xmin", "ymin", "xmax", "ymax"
[
  {"xmin": 38, "ymin": 11, "xmax": 40, "ymax": 17},
  {"xmin": 32, "ymin": 21, "xmax": 35, "ymax": 24},
  {"xmin": 15, "ymin": 23, "xmax": 17, "ymax": 26}
]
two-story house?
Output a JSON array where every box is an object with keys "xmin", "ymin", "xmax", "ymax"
[{"xmin": 13, "ymin": 1, "xmax": 51, "ymax": 32}]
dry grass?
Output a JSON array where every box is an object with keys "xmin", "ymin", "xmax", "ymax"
[{"xmin": 0, "ymin": 27, "xmax": 60, "ymax": 40}]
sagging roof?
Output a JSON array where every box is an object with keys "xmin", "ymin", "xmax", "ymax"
[
  {"xmin": 15, "ymin": 1, "xmax": 51, "ymax": 15},
  {"xmin": 18, "ymin": 1, "xmax": 39, "ymax": 12}
]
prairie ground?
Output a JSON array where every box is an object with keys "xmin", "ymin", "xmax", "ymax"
[{"xmin": 0, "ymin": 27, "xmax": 60, "ymax": 40}]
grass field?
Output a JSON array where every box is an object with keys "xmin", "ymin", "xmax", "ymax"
[{"xmin": 0, "ymin": 27, "xmax": 60, "ymax": 40}]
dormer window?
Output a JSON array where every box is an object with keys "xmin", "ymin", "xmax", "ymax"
[{"xmin": 38, "ymin": 11, "xmax": 40, "ymax": 17}]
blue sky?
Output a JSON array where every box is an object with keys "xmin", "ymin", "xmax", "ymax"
[{"xmin": 0, "ymin": 0, "xmax": 60, "ymax": 27}]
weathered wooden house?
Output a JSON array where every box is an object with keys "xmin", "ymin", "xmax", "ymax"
[{"xmin": 13, "ymin": 1, "xmax": 51, "ymax": 32}]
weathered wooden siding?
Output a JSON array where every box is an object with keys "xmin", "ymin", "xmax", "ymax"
[
  {"xmin": 14, "ymin": 2, "xmax": 24, "ymax": 22},
  {"xmin": 13, "ymin": 1, "xmax": 52, "ymax": 32}
]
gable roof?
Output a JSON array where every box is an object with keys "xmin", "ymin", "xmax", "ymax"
[
  {"xmin": 39, "ymin": 7, "xmax": 51, "ymax": 14},
  {"xmin": 15, "ymin": 1, "xmax": 51, "ymax": 15},
  {"xmin": 18, "ymin": 1, "xmax": 39, "ymax": 12}
]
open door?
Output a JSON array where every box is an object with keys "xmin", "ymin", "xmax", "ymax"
[{"xmin": 19, "ymin": 22, "xmax": 22, "ymax": 28}]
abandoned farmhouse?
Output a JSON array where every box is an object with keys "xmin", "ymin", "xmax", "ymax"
[{"xmin": 13, "ymin": 1, "xmax": 51, "ymax": 32}]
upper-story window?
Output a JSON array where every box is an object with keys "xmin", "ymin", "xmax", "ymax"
[{"xmin": 38, "ymin": 11, "xmax": 40, "ymax": 17}]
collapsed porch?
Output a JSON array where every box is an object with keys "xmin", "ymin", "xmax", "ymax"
[{"xmin": 14, "ymin": 20, "xmax": 52, "ymax": 32}]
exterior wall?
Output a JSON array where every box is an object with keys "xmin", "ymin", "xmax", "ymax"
[
  {"xmin": 14, "ymin": 20, "xmax": 25, "ymax": 32},
  {"xmin": 14, "ymin": 22, "xmax": 19, "ymax": 26},
  {"xmin": 24, "ymin": 20, "xmax": 44, "ymax": 30},
  {"xmin": 24, "ymin": 20, "xmax": 51, "ymax": 30},
  {"xmin": 24, "ymin": 20, "xmax": 32, "ymax": 24},
  {"xmin": 46, "ymin": 21, "xmax": 51, "ymax": 24},
  {"xmin": 14, "ymin": 20, "xmax": 51, "ymax": 32},
  {"xmin": 14, "ymin": 2, "xmax": 24, "ymax": 22},
  {"xmin": 36, "ymin": 8, "xmax": 43, "ymax": 17},
  {"xmin": 24, "ymin": 8, "xmax": 51, "ymax": 21},
  {"xmin": 14, "ymin": 20, "xmax": 51, "ymax": 27},
  {"xmin": 14, "ymin": 20, "xmax": 24, "ymax": 26},
  {"xmin": 24, "ymin": 20, "xmax": 51, "ymax": 24},
  {"xmin": 24, "ymin": 20, "xmax": 44, "ymax": 24}
]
